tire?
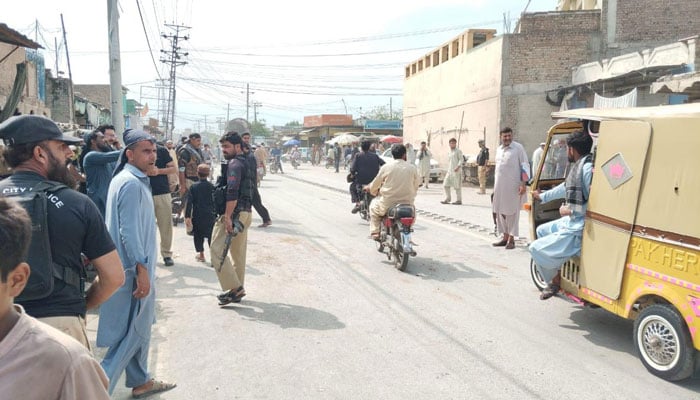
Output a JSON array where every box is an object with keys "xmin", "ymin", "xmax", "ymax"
[
  {"xmin": 530, "ymin": 259, "xmax": 548, "ymax": 291},
  {"xmin": 430, "ymin": 177, "xmax": 437, "ymax": 183},
  {"xmin": 392, "ymin": 230, "xmax": 409, "ymax": 271},
  {"xmin": 633, "ymin": 304, "xmax": 696, "ymax": 381}
]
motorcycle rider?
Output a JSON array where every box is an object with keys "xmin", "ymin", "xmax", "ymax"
[
  {"xmin": 270, "ymin": 144, "xmax": 283, "ymax": 174},
  {"xmin": 365, "ymin": 144, "xmax": 421, "ymax": 240},
  {"xmin": 290, "ymin": 146, "xmax": 301, "ymax": 168},
  {"xmin": 349, "ymin": 140, "xmax": 385, "ymax": 214}
]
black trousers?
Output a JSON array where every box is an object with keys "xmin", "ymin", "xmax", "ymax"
[{"xmin": 252, "ymin": 187, "xmax": 271, "ymax": 223}]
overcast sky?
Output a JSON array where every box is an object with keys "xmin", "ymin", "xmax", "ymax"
[{"xmin": 6, "ymin": 0, "xmax": 554, "ymax": 133}]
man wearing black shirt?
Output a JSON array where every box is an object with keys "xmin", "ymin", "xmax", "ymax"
[
  {"xmin": 241, "ymin": 132, "xmax": 272, "ymax": 228},
  {"xmin": 349, "ymin": 140, "xmax": 385, "ymax": 213},
  {"xmin": 210, "ymin": 131, "xmax": 254, "ymax": 306},
  {"xmin": 0, "ymin": 115, "xmax": 124, "ymax": 348},
  {"xmin": 149, "ymin": 144, "xmax": 177, "ymax": 266}
]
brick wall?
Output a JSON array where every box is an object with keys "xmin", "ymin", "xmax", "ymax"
[
  {"xmin": 505, "ymin": 10, "xmax": 601, "ymax": 86},
  {"xmin": 616, "ymin": 0, "xmax": 700, "ymax": 44}
]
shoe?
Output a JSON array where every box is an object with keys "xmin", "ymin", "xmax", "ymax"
[
  {"xmin": 370, "ymin": 232, "xmax": 381, "ymax": 241},
  {"xmin": 492, "ymin": 239, "xmax": 508, "ymax": 247},
  {"xmin": 132, "ymin": 379, "xmax": 177, "ymax": 399},
  {"xmin": 195, "ymin": 254, "xmax": 205, "ymax": 262},
  {"xmin": 451, "ymin": 201, "xmax": 462, "ymax": 205},
  {"xmin": 163, "ymin": 257, "xmax": 174, "ymax": 266},
  {"xmin": 218, "ymin": 287, "xmax": 245, "ymax": 305},
  {"xmin": 258, "ymin": 221, "xmax": 272, "ymax": 228},
  {"xmin": 440, "ymin": 200, "xmax": 450, "ymax": 204},
  {"xmin": 540, "ymin": 284, "xmax": 560, "ymax": 300},
  {"xmin": 478, "ymin": 191, "xmax": 486, "ymax": 195},
  {"xmin": 505, "ymin": 241, "xmax": 515, "ymax": 250},
  {"xmin": 351, "ymin": 205, "xmax": 360, "ymax": 214}
]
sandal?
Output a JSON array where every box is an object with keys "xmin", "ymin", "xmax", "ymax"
[
  {"xmin": 540, "ymin": 284, "xmax": 560, "ymax": 300},
  {"xmin": 132, "ymin": 379, "xmax": 176, "ymax": 399}
]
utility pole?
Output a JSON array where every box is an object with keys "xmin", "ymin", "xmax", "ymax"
[
  {"xmin": 226, "ymin": 103, "xmax": 230, "ymax": 127},
  {"xmin": 160, "ymin": 23, "xmax": 190, "ymax": 139},
  {"xmin": 60, "ymin": 14, "xmax": 75, "ymax": 126},
  {"xmin": 252, "ymin": 102, "xmax": 262, "ymax": 124},
  {"xmin": 389, "ymin": 97, "xmax": 393, "ymax": 120},
  {"xmin": 106, "ymin": 1, "xmax": 125, "ymax": 134},
  {"xmin": 241, "ymin": 84, "xmax": 254, "ymax": 122}
]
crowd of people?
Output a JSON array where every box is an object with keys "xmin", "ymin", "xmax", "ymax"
[{"xmin": 0, "ymin": 114, "xmax": 278, "ymax": 397}]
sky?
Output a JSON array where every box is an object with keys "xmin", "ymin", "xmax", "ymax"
[{"xmin": 5, "ymin": 0, "xmax": 555, "ymax": 134}]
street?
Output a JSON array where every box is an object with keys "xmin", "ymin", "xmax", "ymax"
[{"xmin": 90, "ymin": 163, "xmax": 700, "ymax": 399}]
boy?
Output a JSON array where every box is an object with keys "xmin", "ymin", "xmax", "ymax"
[
  {"xmin": 186, "ymin": 164, "xmax": 217, "ymax": 263},
  {"xmin": 0, "ymin": 197, "xmax": 110, "ymax": 399}
]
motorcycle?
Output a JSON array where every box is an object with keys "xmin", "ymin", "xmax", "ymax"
[
  {"xmin": 269, "ymin": 156, "xmax": 281, "ymax": 174},
  {"xmin": 375, "ymin": 204, "xmax": 416, "ymax": 271},
  {"xmin": 325, "ymin": 156, "xmax": 334, "ymax": 169},
  {"xmin": 353, "ymin": 184, "xmax": 373, "ymax": 221},
  {"xmin": 291, "ymin": 151, "xmax": 300, "ymax": 169}
]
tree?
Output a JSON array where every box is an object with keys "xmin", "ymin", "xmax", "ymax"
[
  {"xmin": 250, "ymin": 120, "xmax": 272, "ymax": 136},
  {"xmin": 284, "ymin": 120, "xmax": 301, "ymax": 127},
  {"xmin": 364, "ymin": 105, "xmax": 402, "ymax": 120}
]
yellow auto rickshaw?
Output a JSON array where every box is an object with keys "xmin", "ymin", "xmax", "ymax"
[{"xmin": 527, "ymin": 103, "xmax": 700, "ymax": 381}]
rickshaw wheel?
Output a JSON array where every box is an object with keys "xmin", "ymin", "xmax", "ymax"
[
  {"xmin": 633, "ymin": 304, "xmax": 695, "ymax": 381},
  {"xmin": 529, "ymin": 259, "xmax": 548, "ymax": 291}
]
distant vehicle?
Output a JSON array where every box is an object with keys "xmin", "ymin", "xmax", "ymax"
[
  {"xmin": 379, "ymin": 149, "xmax": 445, "ymax": 183},
  {"xmin": 281, "ymin": 147, "xmax": 310, "ymax": 163}
]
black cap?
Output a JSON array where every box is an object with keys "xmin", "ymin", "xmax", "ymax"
[{"xmin": 0, "ymin": 115, "xmax": 82, "ymax": 146}]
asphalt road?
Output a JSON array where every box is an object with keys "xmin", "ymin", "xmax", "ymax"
[{"xmin": 90, "ymin": 164, "xmax": 700, "ymax": 399}]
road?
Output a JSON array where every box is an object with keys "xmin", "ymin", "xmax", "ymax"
[{"xmin": 89, "ymin": 162, "xmax": 700, "ymax": 399}]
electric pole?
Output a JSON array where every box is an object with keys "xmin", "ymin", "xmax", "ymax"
[
  {"xmin": 106, "ymin": 2, "xmax": 125, "ymax": 134},
  {"xmin": 253, "ymin": 102, "xmax": 262, "ymax": 124},
  {"xmin": 241, "ymin": 84, "xmax": 254, "ymax": 122},
  {"xmin": 160, "ymin": 23, "xmax": 189, "ymax": 139}
]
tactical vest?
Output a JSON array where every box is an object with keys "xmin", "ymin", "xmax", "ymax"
[
  {"xmin": 235, "ymin": 154, "xmax": 254, "ymax": 204},
  {"xmin": 179, "ymin": 146, "xmax": 203, "ymax": 180}
]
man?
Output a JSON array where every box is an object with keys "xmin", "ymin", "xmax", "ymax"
[
  {"xmin": 0, "ymin": 115, "xmax": 124, "ymax": 347},
  {"xmin": 0, "ymin": 143, "xmax": 11, "ymax": 179},
  {"xmin": 441, "ymin": 138, "xmax": 464, "ymax": 205},
  {"xmin": 149, "ymin": 142, "xmax": 177, "ymax": 266},
  {"xmin": 254, "ymin": 142, "xmax": 268, "ymax": 182},
  {"xmin": 349, "ymin": 140, "xmax": 385, "ymax": 213},
  {"xmin": 529, "ymin": 131, "xmax": 593, "ymax": 300},
  {"xmin": 270, "ymin": 144, "xmax": 284, "ymax": 174},
  {"xmin": 492, "ymin": 127, "xmax": 529, "ymax": 250},
  {"xmin": 178, "ymin": 132, "xmax": 204, "ymax": 216},
  {"xmin": 202, "ymin": 143, "xmax": 214, "ymax": 172},
  {"xmin": 98, "ymin": 130, "xmax": 176, "ymax": 397},
  {"xmin": 185, "ymin": 164, "xmax": 216, "ymax": 263},
  {"xmin": 211, "ymin": 131, "xmax": 254, "ymax": 306},
  {"xmin": 0, "ymin": 197, "xmax": 111, "ymax": 399},
  {"xmin": 334, "ymin": 143, "xmax": 341, "ymax": 173},
  {"xmin": 98, "ymin": 124, "xmax": 121, "ymax": 150},
  {"xmin": 531, "ymin": 142, "xmax": 545, "ymax": 178},
  {"xmin": 406, "ymin": 142, "xmax": 416, "ymax": 166},
  {"xmin": 366, "ymin": 144, "xmax": 421, "ymax": 239},
  {"xmin": 476, "ymin": 139, "xmax": 490, "ymax": 195},
  {"xmin": 82, "ymin": 130, "xmax": 120, "ymax": 217},
  {"xmin": 417, "ymin": 141, "xmax": 432, "ymax": 189},
  {"xmin": 242, "ymin": 131, "xmax": 272, "ymax": 227}
]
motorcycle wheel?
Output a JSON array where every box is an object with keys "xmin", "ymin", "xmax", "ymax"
[{"xmin": 392, "ymin": 230, "xmax": 409, "ymax": 271}]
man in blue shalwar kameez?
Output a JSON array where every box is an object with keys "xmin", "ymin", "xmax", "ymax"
[
  {"xmin": 97, "ymin": 130, "xmax": 176, "ymax": 397},
  {"xmin": 529, "ymin": 131, "xmax": 593, "ymax": 300}
]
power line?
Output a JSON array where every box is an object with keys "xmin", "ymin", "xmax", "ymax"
[
  {"xmin": 135, "ymin": 0, "xmax": 163, "ymax": 80},
  {"xmin": 196, "ymin": 45, "xmax": 435, "ymax": 58}
]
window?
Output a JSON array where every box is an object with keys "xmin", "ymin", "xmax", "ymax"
[
  {"xmin": 442, "ymin": 45, "xmax": 449, "ymax": 62},
  {"xmin": 418, "ymin": 60, "xmax": 423, "ymax": 71},
  {"xmin": 433, "ymin": 51, "xmax": 440, "ymax": 66},
  {"xmin": 452, "ymin": 39, "xmax": 459, "ymax": 57}
]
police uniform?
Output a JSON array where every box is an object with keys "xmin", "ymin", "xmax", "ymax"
[{"xmin": 0, "ymin": 116, "xmax": 116, "ymax": 348}]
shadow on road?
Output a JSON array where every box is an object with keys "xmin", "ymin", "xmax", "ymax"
[
  {"xmin": 560, "ymin": 307, "xmax": 634, "ymax": 355},
  {"xmin": 221, "ymin": 300, "xmax": 346, "ymax": 331},
  {"xmin": 386, "ymin": 256, "xmax": 490, "ymax": 282}
]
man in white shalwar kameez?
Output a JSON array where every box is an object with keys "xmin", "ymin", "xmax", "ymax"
[
  {"xmin": 417, "ymin": 141, "xmax": 432, "ymax": 188},
  {"xmin": 492, "ymin": 128, "xmax": 529, "ymax": 249},
  {"xmin": 441, "ymin": 138, "xmax": 463, "ymax": 205},
  {"xmin": 529, "ymin": 131, "xmax": 593, "ymax": 300}
]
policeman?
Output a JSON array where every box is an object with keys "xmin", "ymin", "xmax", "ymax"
[
  {"xmin": 0, "ymin": 115, "xmax": 125, "ymax": 348},
  {"xmin": 210, "ymin": 131, "xmax": 254, "ymax": 306}
]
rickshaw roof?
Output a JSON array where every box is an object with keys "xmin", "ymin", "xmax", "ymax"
[{"xmin": 551, "ymin": 103, "xmax": 700, "ymax": 121}]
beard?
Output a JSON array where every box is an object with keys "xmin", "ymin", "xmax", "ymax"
[
  {"xmin": 97, "ymin": 143, "xmax": 112, "ymax": 152},
  {"xmin": 46, "ymin": 151, "xmax": 77, "ymax": 188}
]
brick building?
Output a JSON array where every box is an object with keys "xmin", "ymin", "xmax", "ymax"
[{"xmin": 402, "ymin": 0, "xmax": 700, "ymax": 168}]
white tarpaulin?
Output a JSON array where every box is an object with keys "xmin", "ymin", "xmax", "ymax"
[{"xmin": 593, "ymin": 88, "xmax": 637, "ymax": 109}]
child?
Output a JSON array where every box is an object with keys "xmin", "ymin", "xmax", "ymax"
[
  {"xmin": 0, "ymin": 197, "xmax": 110, "ymax": 398},
  {"xmin": 185, "ymin": 164, "xmax": 216, "ymax": 263}
]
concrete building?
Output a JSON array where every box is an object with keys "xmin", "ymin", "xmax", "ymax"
[{"xmin": 403, "ymin": 0, "xmax": 700, "ymax": 168}]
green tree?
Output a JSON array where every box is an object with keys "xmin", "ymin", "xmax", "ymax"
[
  {"xmin": 284, "ymin": 120, "xmax": 301, "ymax": 127},
  {"xmin": 250, "ymin": 120, "xmax": 272, "ymax": 136}
]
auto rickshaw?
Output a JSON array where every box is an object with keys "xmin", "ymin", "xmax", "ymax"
[{"xmin": 526, "ymin": 103, "xmax": 700, "ymax": 381}]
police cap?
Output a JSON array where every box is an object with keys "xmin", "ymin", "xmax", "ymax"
[{"xmin": 0, "ymin": 115, "xmax": 82, "ymax": 146}]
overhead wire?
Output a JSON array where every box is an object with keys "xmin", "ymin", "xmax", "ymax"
[{"xmin": 135, "ymin": 0, "xmax": 163, "ymax": 80}]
